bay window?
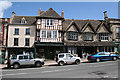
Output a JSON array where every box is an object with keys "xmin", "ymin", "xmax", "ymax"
[
  {"xmin": 83, "ymin": 33, "xmax": 93, "ymax": 41},
  {"xmin": 67, "ymin": 31, "xmax": 78, "ymax": 41},
  {"xmin": 116, "ymin": 27, "xmax": 120, "ymax": 39},
  {"xmin": 41, "ymin": 30, "xmax": 57, "ymax": 38},
  {"xmin": 99, "ymin": 33, "xmax": 109, "ymax": 41}
]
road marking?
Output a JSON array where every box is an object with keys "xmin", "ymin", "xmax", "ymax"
[
  {"xmin": 2, "ymin": 73, "xmax": 27, "ymax": 76},
  {"xmin": 2, "ymin": 67, "xmax": 46, "ymax": 72}
]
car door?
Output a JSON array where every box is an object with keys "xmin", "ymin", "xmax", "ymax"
[
  {"xmin": 23, "ymin": 55, "xmax": 30, "ymax": 65},
  {"xmin": 18, "ymin": 56, "xmax": 26, "ymax": 65},
  {"xmin": 28, "ymin": 56, "xmax": 35, "ymax": 65},
  {"xmin": 66, "ymin": 54, "xmax": 74, "ymax": 63},
  {"xmin": 98, "ymin": 52, "xmax": 105, "ymax": 60}
]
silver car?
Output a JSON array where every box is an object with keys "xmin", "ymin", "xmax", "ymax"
[
  {"xmin": 9, "ymin": 54, "xmax": 44, "ymax": 69},
  {"xmin": 56, "ymin": 53, "xmax": 81, "ymax": 66}
]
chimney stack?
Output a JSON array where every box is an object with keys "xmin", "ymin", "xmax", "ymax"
[
  {"xmin": 104, "ymin": 11, "xmax": 108, "ymax": 21},
  {"xmin": 62, "ymin": 10, "xmax": 64, "ymax": 18},
  {"xmin": 38, "ymin": 8, "xmax": 41, "ymax": 16},
  {"xmin": 10, "ymin": 12, "xmax": 15, "ymax": 23}
]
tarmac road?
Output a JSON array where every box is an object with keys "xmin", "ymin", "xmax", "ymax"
[{"xmin": 1, "ymin": 60, "xmax": 118, "ymax": 78}]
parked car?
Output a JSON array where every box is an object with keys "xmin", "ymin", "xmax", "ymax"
[
  {"xmin": 9, "ymin": 54, "xmax": 44, "ymax": 69},
  {"xmin": 56, "ymin": 53, "xmax": 81, "ymax": 66},
  {"xmin": 87, "ymin": 52, "xmax": 119, "ymax": 62}
]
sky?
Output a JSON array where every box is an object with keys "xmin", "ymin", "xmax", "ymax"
[{"xmin": 0, "ymin": 1, "xmax": 118, "ymax": 20}]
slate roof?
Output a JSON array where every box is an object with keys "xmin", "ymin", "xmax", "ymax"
[
  {"xmin": 37, "ymin": 8, "xmax": 63, "ymax": 19},
  {"xmin": 11, "ymin": 16, "xmax": 36, "ymax": 25},
  {"xmin": 63, "ymin": 19, "xmax": 112, "ymax": 33}
]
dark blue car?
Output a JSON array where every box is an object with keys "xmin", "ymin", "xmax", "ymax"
[{"xmin": 87, "ymin": 52, "xmax": 119, "ymax": 62}]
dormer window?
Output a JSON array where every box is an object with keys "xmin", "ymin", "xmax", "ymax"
[
  {"xmin": 46, "ymin": 19, "xmax": 54, "ymax": 26},
  {"xmin": 21, "ymin": 17, "xmax": 27, "ymax": 24}
]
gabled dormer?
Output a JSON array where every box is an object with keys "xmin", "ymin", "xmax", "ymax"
[
  {"xmin": 81, "ymin": 22, "xmax": 96, "ymax": 33},
  {"xmin": 96, "ymin": 21, "xmax": 112, "ymax": 33},
  {"xmin": 65, "ymin": 21, "xmax": 80, "ymax": 32},
  {"xmin": 21, "ymin": 17, "xmax": 27, "ymax": 24},
  {"xmin": 96, "ymin": 21, "xmax": 112, "ymax": 41}
]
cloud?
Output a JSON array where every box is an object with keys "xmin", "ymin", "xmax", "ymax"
[{"xmin": 0, "ymin": 1, "xmax": 12, "ymax": 18}]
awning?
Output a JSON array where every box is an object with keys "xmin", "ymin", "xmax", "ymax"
[
  {"xmin": 64, "ymin": 41, "xmax": 116, "ymax": 47},
  {"xmin": 35, "ymin": 42, "xmax": 64, "ymax": 47}
]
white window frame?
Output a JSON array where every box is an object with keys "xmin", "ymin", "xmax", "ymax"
[
  {"xmin": 99, "ymin": 33, "xmax": 109, "ymax": 41},
  {"xmin": 46, "ymin": 19, "xmax": 54, "ymax": 26},
  {"xmin": 40, "ymin": 30, "xmax": 58, "ymax": 38}
]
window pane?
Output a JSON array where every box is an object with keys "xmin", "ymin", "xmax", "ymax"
[
  {"xmin": 25, "ymin": 38, "xmax": 29, "ymax": 46},
  {"xmin": 14, "ymin": 38, "xmax": 18, "ymax": 46},
  {"xmin": 99, "ymin": 33, "xmax": 109, "ymax": 40},
  {"xmin": 14, "ymin": 28, "xmax": 19, "ymax": 35},
  {"xmin": 50, "ymin": 19, "xmax": 53, "ymax": 25},
  {"xmin": 47, "ymin": 19, "xmax": 49, "ymax": 26},
  {"xmin": 42, "ymin": 31, "xmax": 46, "ymax": 38},
  {"xmin": 53, "ymin": 31, "xmax": 57, "ymax": 38},
  {"xmin": 19, "ymin": 56, "xmax": 23, "ymax": 59},
  {"xmin": 116, "ymin": 27, "xmax": 120, "ymax": 38},
  {"xmin": 24, "ymin": 56, "xmax": 28, "ymax": 59},
  {"xmin": 26, "ymin": 28, "xmax": 30, "ymax": 35},
  {"xmin": 67, "ymin": 32, "xmax": 78, "ymax": 40},
  {"xmin": 47, "ymin": 31, "xmax": 51, "ymax": 38}
]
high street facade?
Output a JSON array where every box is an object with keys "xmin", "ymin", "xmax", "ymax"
[{"xmin": 2, "ymin": 8, "xmax": 120, "ymax": 60}]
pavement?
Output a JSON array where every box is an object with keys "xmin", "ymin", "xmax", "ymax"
[
  {"xmin": 0, "ymin": 58, "xmax": 88, "ymax": 69},
  {"xmin": 1, "ymin": 60, "xmax": 118, "ymax": 78}
]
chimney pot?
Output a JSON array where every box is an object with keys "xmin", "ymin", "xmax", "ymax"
[
  {"xmin": 104, "ymin": 11, "xmax": 108, "ymax": 21},
  {"xmin": 12, "ymin": 12, "xmax": 15, "ymax": 15},
  {"xmin": 62, "ymin": 10, "xmax": 64, "ymax": 18},
  {"xmin": 38, "ymin": 8, "xmax": 41, "ymax": 16}
]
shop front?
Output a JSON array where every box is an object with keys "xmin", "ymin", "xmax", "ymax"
[
  {"xmin": 7, "ymin": 47, "xmax": 34, "ymax": 59},
  {"xmin": 35, "ymin": 42, "xmax": 64, "ymax": 60},
  {"xmin": 64, "ymin": 41, "xmax": 116, "ymax": 58}
]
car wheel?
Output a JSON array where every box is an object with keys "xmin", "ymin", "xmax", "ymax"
[
  {"xmin": 113, "ymin": 57, "xmax": 117, "ymax": 61},
  {"xmin": 96, "ymin": 58, "xmax": 100, "ymax": 62},
  {"xmin": 75, "ymin": 59, "xmax": 80, "ymax": 64},
  {"xmin": 59, "ymin": 61, "xmax": 64, "ymax": 66},
  {"xmin": 35, "ymin": 62, "xmax": 42, "ymax": 67},
  {"xmin": 13, "ymin": 63, "xmax": 20, "ymax": 69}
]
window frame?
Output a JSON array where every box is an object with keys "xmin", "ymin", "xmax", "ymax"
[
  {"xmin": 46, "ymin": 19, "xmax": 54, "ymax": 26},
  {"xmin": 25, "ymin": 38, "xmax": 30, "ymax": 46},
  {"xmin": 83, "ymin": 33, "xmax": 93, "ymax": 41},
  {"xmin": 14, "ymin": 38, "xmax": 18, "ymax": 46},
  {"xmin": 99, "ymin": 33, "xmax": 109, "ymax": 41},
  {"xmin": 41, "ymin": 30, "xmax": 58, "ymax": 39},
  {"xmin": 14, "ymin": 28, "xmax": 19, "ymax": 35},
  {"xmin": 25, "ymin": 28, "xmax": 30, "ymax": 35},
  {"xmin": 67, "ymin": 31, "xmax": 78, "ymax": 41},
  {"xmin": 116, "ymin": 27, "xmax": 120, "ymax": 39}
]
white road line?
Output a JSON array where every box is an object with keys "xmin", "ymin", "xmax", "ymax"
[
  {"xmin": 2, "ymin": 67, "xmax": 46, "ymax": 72},
  {"xmin": 2, "ymin": 73, "xmax": 27, "ymax": 76}
]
